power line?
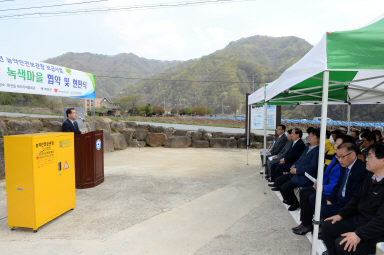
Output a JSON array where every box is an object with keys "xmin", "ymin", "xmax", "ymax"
[
  {"xmin": 0, "ymin": 0, "xmax": 108, "ymax": 12},
  {"xmin": 0, "ymin": 0, "xmax": 256, "ymax": 20},
  {"xmin": 96, "ymin": 74, "xmax": 252, "ymax": 84}
]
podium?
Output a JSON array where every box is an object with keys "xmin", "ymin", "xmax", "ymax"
[{"xmin": 74, "ymin": 130, "xmax": 104, "ymax": 189}]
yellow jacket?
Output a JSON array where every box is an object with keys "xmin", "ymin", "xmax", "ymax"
[{"xmin": 325, "ymin": 138, "xmax": 335, "ymax": 165}]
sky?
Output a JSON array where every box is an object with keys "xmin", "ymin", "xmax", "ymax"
[{"xmin": 0, "ymin": 0, "xmax": 383, "ymax": 62}]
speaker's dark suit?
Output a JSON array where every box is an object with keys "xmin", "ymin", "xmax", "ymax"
[{"xmin": 62, "ymin": 118, "xmax": 81, "ymax": 135}]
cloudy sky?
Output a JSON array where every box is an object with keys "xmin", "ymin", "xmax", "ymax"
[{"xmin": 0, "ymin": 0, "xmax": 383, "ymax": 61}]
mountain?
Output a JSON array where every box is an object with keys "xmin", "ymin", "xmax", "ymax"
[
  {"xmin": 45, "ymin": 52, "xmax": 180, "ymax": 98},
  {"xmin": 126, "ymin": 35, "xmax": 312, "ymax": 113}
]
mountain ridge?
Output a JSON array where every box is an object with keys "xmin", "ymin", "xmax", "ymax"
[
  {"xmin": 127, "ymin": 35, "xmax": 312, "ymax": 113},
  {"xmin": 45, "ymin": 52, "xmax": 181, "ymax": 98},
  {"xmin": 44, "ymin": 35, "xmax": 313, "ymax": 114}
]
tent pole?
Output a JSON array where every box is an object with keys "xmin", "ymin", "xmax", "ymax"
[
  {"xmin": 246, "ymin": 104, "xmax": 250, "ymax": 165},
  {"xmin": 262, "ymin": 83, "xmax": 268, "ymax": 194},
  {"xmin": 347, "ymin": 103, "xmax": 351, "ymax": 133},
  {"xmin": 92, "ymin": 99, "xmax": 96, "ymax": 131},
  {"xmin": 311, "ymin": 71, "xmax": 329, "ymax": 255},
  {"xmin": 245, "ymin": 93, "xmax": 250, "ymax": 165}
]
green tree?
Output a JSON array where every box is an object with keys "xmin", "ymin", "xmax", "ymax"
[
  {"xmin": 144, "ymin": 104, "xmax": 153, "ymax": 117},
  {"xmin": 184, "ymin": 107, "xmax": 192, "ymax": 115},
  {"xmin": 117, "ymin": 95, "xmax": 141, "ymax": 115},
  {"xmin": 152, "ymin": 105, "xmax": 164, "ymax": 115},
  {"xmin": 225, "ymin": 89, "xmax": 242, "ymax": 115}
]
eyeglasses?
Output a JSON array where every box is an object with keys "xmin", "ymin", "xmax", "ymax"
[{"xmin": 336, "ymin": 152, "xmax": 352, "ymax": 160}]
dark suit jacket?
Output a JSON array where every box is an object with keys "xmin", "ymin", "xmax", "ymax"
[
  {"xmin": 62, "ymin": 118, "xmax": 81, "ymax": 135},
  {"xmin": 284, "ymin": 139, "xmax": 306, "ymax": 166},
  {"xmin": 329, "ymin": 159, "xmax": 367, "ymax": 207},
  {"xmin": 338, "ymin": 173, "xmax": 384, "ymax": 240},
  {"xmin": 269, "ymin": 133, "xmax": 288, "ymax": 156},
  {"xmin": 291, "ymin": 145, "xmax": 320, "ymax": 187},
  {"xmin": 276, "ymin": 140, "xmax": 292, "ymax": 160}
]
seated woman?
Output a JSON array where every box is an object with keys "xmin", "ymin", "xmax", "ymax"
[
  {"xmin": 374, "ymin": 129, "xmax": 383, "ymax": 144},
  {"xmin": 359, "ymin": 131, "xmax": 375, "ymax": 161}
]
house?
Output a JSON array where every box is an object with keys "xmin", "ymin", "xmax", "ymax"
[{"xmin": 85, "ymin": 97, "xmax": 121, "ymax": 116}]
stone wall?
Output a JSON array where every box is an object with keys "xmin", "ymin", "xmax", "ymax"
[
  {"xmin": 0, "ymin": 117, "xmax": 273, "ymax": 179},
  {"xmin": 0, "ymin": 116, "xmax": 65, "ymax": 178},
  {"xmin": 94, "ymin": 118, "xmax": 273, "ymax": 152}
]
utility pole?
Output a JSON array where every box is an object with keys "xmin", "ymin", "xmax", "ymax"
[{"xmin": 252, "ymin": 74, "xmax": 255, "ymax": 92}]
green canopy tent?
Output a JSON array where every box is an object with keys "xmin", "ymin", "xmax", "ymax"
[{"xmin": 248, "ymin": 14, "xmax": 384, "ymax": 255}]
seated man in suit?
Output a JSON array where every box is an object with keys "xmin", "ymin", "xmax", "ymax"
[
  {"xmin": 292, "ymin": 134, "xmax": 355, "ymax": 235},
  {"xmin": 265, "ymin": 129, "xmax": 293, "ymax": 180},
  {"xmin": 273, "ymin": 128, "xmax": 320, "ymax": 211},
  {"xmin": 314, "ymin": 142, "xmax": 367, "ymax": 237},
  {"xmin": 62, "ymin": 108, "xmax": 82, "ymax": 135},
  {"xmin": 269, "ymin": 128, "xmax": 306, "ymax": 182},
  {"xmin": 260, "ymin": 124, "xmax": 288, "ymax": 174},
  {"xmin": 322, "ymin": 143, "xmax": 384, "ymax": 255}
]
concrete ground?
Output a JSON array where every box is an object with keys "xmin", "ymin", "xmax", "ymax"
[{"xmin": 0, "ymin": 148, "xmax": 311, "ymax": 255}]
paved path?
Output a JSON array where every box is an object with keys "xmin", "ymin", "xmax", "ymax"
[{"xmin": 0, "ymin": 112, "xmax": 62, "ymax": 119}]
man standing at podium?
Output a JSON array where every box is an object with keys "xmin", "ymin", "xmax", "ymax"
[{"xmin": 62, "ymin": 108, "xmax": 82, "ymax": 135}]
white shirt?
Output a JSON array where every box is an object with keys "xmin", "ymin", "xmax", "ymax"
[
  {"xmin": 372, "ymin": 174, "xmax": 384, "ymax": 183},
  {"xmin": 292, "ymin": 138, "xmax": 300, "ymax": 147},
  {"xmin": 307, "ymin": 145, "xmax": 319, "ymax": 154},
  {"xmin": 68, "ymin": 119, "xmax": 76, "ymax": 126},
  {"xmin": 347, "ymin": 158, "xmax": 357, "ymax": 171}
]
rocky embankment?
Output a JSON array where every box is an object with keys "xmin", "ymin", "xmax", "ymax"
[{"xmin": 0, "ymin": 117, "xmax": 272, "ymax": 178}]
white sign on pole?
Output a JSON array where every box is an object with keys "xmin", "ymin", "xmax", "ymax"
[
  {"xmin": 0, "ymin": 54, "xmax": 95, "ymax": 99},
  {"xmin": 251, "ymin": 105, "xmax": 276, "ymax": 130}
]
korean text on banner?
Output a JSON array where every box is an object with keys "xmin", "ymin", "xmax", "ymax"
[{"xmin": 0, "ymin": 55, "xmax": 95, "ymax": 99}]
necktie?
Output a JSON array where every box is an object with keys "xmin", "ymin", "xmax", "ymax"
[{"xmin": 338, "ymin": 167, "xmax": 351, "ymax": 199}]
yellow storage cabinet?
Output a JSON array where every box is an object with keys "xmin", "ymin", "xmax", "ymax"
[{"xmin": 4, "ymin": 132, "xmax": 76, "ymax": 232}]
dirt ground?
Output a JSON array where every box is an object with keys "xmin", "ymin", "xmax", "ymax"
[{"xmin": 0, "ymin": 148, "xmax": 311, "ymax": 255}]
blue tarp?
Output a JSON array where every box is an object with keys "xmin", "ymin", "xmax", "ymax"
[
  {"xmin": 198, "ymin": 116, "xmax": 246, "ymax": 121},
  {"xmin": 282, "ymin": 119, "xmax": 384, "ymax": 128},
  {"xmin": 197, "ymin": 116, "xmax": 383, "ymax": 128}
]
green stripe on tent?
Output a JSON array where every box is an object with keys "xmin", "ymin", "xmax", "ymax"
[
  {"xmin": 327, "ymin": 18, "xmax": 384, "ymax": 70},
  {"xmin": 255, "ymin": 71, "xmax": 357, "ymax": 105}
]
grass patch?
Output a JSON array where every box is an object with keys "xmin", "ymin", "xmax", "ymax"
[
  {"xmin": 124, "ymin": 117, "xmax": 243, "ymax": 129},
  {"xmin": 0, "ymin": 105, "xmax": 60, "ymax": 116}
]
